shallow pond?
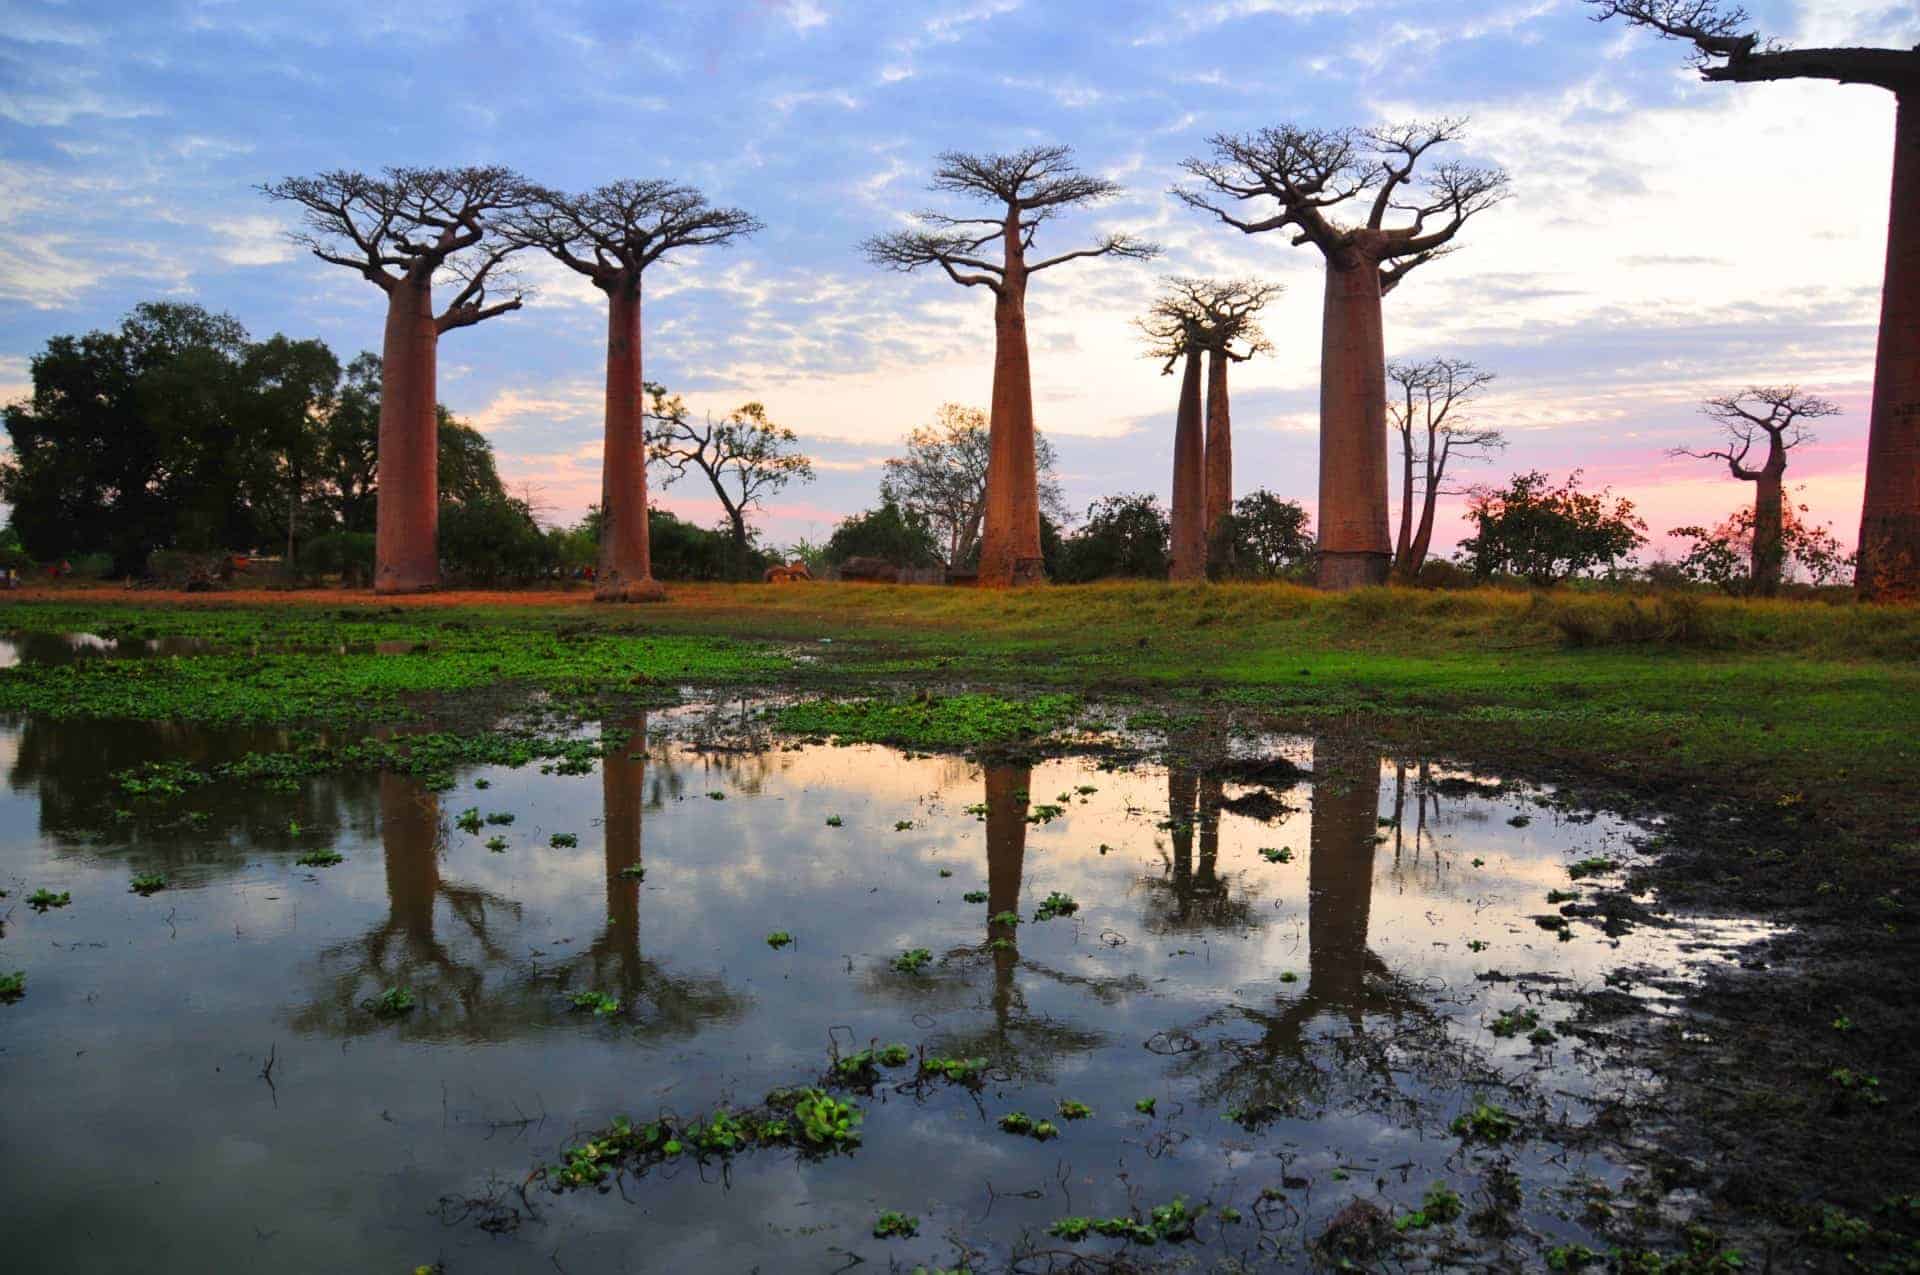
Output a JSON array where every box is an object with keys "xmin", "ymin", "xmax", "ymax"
[{"xmin": 0, "ymin": 701, "xmax": 1774, "ymax": 1272}]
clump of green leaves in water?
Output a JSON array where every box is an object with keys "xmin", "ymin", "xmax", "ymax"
[
  {"xmin": 455, "ymin": 808, "xmax": 483, "ymax": 834},
  {"xmin": 27, "ymin": 889, "xmax": 70, "ymax": 912},
  {"xmin": 1259, "ymin": 846, "xmax": 1294, "ymax": 864},
  {"xmin": 570, "ymin": 991, "xmax": 621, "ymax": 1017},
  {"xmin": 1226, "ymin": 1100, "xmax": 1291, "ymax": 1130},
  {"xmin": 129, "ymin": 873, "xmax": 167, "ymax": 896},
  {"xmin": 920, "ymin": 1055, "xmax": 988, "ymax": 1086},
  {"xmin": 962, "ymin": 890, "xmax": 988, "ymax": 904},
  {"xmin": 295, "ymin": 848, "xmax": 344, "ymax": 868},
  {"xmin": 1027, "ymin": 803, "xmax": 1066, "ymax": 825},
  {"xmin": 484, "ymin": 811, "xmax": 514, "ymax": 826},
  {"xmin": 1395, "ymin": 1182, "xmax": 1465, "ymax": 1231},
  {"xmin": 988, "ymin": 936, "xmax": 1015, "ymax": 952},
  {"xmin": 1468, "ymin": 939, "xmax": 1490, "ymax": 952},
  {"xmin": 618, "ymin": 864, "xmax": 645, "ymax": 881},
  {"xmin": 766, "ymin": 931, "xmax": 794, "ymax": 949},
  {"xmin": 371, "ymin": 986, "xmax": 416, "ymax": 1017},
  {"xmin": 1546, "ymin": 888, "xmax": 1579, "ymax": 904},
  {"xmin": 549, "ymin": 832, "xmax": 578, "ymax": 848},
  {"xmin": 1508, "ymin": 814, "xmax": 1532, "ymax": 828},
  {"xmin": 872, "ymin": 1211, "xmax": 919, "ymax": 1239},
  {"xmin": 997, "ymin": 1111, "xmax": 1058, "ymax": 1141},
  {"xmin": 484, "ymin": 836, "xmax": 508, "ymax": 853},
  {"xmin": 832, "ymin": 1043, "xmax": 912, "ymax": 1086},
  {"xmin": 790, "ymin": 1089, "xmax": 862, "ymax": 1150},
  {"xmin": 896, "ymin": 820, "xmax": 915, "ymax": 832},
  {"xmin": 1568, "ymin": 857, "xmax": 1617, "ymax": 879},
  {"xmin": 775, "ymin": 692, "xmax": 1081, "ymax": 749},
  {"xmin": 891, "ymin": 947, "xmax": 933, "ymax": 974},
  {"xmin": 1048, "ymin": 1197, "xmax": 1202, "ymax": 1246},
  {"xmin": 1057, "ymin": 1099, "xmax": 1092, "ymax": 1120},
  {"xmin": 0, "ymin": 971, "xmax": 23, "ymax": 1002},
  {"xmin": 1034, "ymin": 891, "xmax": 1079, "ymax": 921},
  {"xmin": 1827, "ymin": 1068, "xmax": 1886, "ymax": 1105},
  {"xmin": 706, "ymin": 791, "xmax": 725, "ymax": 801},
  {"xmin": 1490, "ymin": 1007, "xmax": 1541, "ymax": 1038},
  {"xmin": 548, "ymin": 1089, "xmax": 863, "ymax": 1190},
  {"xmin": 1135, "ymin": 1097, "xmax": 1156, "ymax": 1115},
  {"xmin": 1545, "ymin": 1244, "xmax": 1602, "ymax": 1271},
  {"xmin": 1451, "ymin": 1101, "xmax": 1518, "ymax": 1143},
  {"xmin": 937, "ymin": 867, "xmax": 952, "ymax": 878},
  {"xmin": 825, "ymin": 815, "xmax": 843, "ymax": 828},
  {"xmin": 1279, "ymin": 971, "xmax": 1299, "ymax": 984},
  {"xmin": 988, "ymin": 910, "xmax": 1020, "ymax": 929}
]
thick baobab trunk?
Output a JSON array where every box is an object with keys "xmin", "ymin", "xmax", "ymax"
[
  {"xmin": 979, "ymin": 261, "xmax": 1045, "ymax": 587},
  {"xmin": 1753, "ymin": 463, "xmax": 1786, "ymax": 596},
  {"xmin": 1204, "ymin": 347, "xmax": 1234, "ymax": 576},
  {"xmin": 1169, "ymin": 350, "xmax": 1207, "ymax": 582},
  {"xmin": 375, "ymin": 272, "xmax": 440, "ymax": 594},
  {"xmin": 1859, "ymin": 91, "xmax": 1920, "ymax": 600},
  {"xmin": 597, "ymin": 284, "xmax": 666, "ymax": 603},
  {"xmin": 1316, "ymin": 257, "xmax": 1391, "ymax": 590}
]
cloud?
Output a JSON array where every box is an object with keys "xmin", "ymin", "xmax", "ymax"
[{"xmin": 210, "ymin": 216, "xmax": 295, "ymax": 267}]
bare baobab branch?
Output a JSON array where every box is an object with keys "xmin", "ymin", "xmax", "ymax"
[
  {"xmin": 1388, "ymin": 357, "xmax": 1502, "ymax": 580},
  {"xmin": 1587, "ymin": 1, "xmax": 1916, "ymax": 89},
  {"xmin": 863, "ymin": 145, "xmax": 1160, "ymax": 586}
]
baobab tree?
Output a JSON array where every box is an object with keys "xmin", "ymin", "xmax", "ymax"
[
  {"xmin": 864, "ymin": 146, "xmax": 1159, "ymax": 586},
  {"xmin": 646, "ymin": 389, "xmax": 814, "ymax": 573},
  {"xmin": 1589, "ymin": 1, "xmax": 1920, "ymax": 598},
  {"xmin": 1139, "ymin": 299, "xmax": 1208, "ymax": 582},
  {"xmin": 1387, "ymin": 357, "xmax": 1502, "ymax": 581},
  {"xmin": 1177, "ymin": 122, "xmax": 1508, "ymax": 589},
  {"xmin": 260, "ymin": 167, "xmax": 532, "ymax": 593},
  {"xmin": 1139, "ymin": 278, "xmax": 1279, "ymax": 577},
  {"xmin": 1669, "ymin": 386, "xmax": 1839, "ymax": 593},
  {"xmin": 509, "ymin": 182, "xmax": 760, "ymax": 602},
  {"xmin": 878, "ymin": 403, "xmax": 1068, "ymax": 569}
]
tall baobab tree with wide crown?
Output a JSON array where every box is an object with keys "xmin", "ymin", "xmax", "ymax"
[
  {"xmin": 1139, "ymin": 300, "xmax": 1208, "ymax": 582},
  {"xmin": 1670, "ymin": 386, "xmax": 1839, "ymax": 594},
  {"xmin": 509, "ymin": 182, "xmax": 761, "ymax": 602},
  {"xmin": 1387, "ymin": 357, "xmax": 1502, "ymax": 581},
  {"xmin": 261, "ymin": 167, "xmax": 532, "ymax": 594},
  {"xmin": 1177, "ymin": 122, "xmax": 1508, "ymax": 589},
  {"xmin": 1589, "ymin": 1, "xmax": 1920, "ymax": 598},
  {"xmin": 1140, "ymin": 278, "xmax": 1280, "ymax": 577},
  {"xmin": 864, "ymin": 146, "xmax": 1159, "ymax": 587}
]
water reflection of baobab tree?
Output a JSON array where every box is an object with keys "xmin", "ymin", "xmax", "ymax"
[
  {"xmin": 1172, "ymin": 740, "xmax": 1448, "ymax": 1120},
  {"xmin": 289, "ymin": 720, "xmax": 742, "ymax": 1042},
  {"xmin": 867, "ymin": 764, "xmax": 1118, "ymax": 1081},
  {"xmin": 1137, "ymin": 765, "xmax": 1259, "ymax": 934}
]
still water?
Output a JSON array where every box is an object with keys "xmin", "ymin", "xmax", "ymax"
[{"xmin": 0, "ymin": 702, "xmax": 1771, "ymax": 1272}]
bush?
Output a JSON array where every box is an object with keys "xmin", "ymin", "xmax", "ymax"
[
  {"xmin": 1057, "ymin": 493, "xmax": 1169, "ymax": 583},
  {"xmin": 824, "ymin": 500, "xmax": 941, "ymax": 568},
  {"xmin": 296, "ymin": 531, "xmax": 375, "ymax": 584},
  {"xmin": 438, "ymin": 496, "xmax": 553, "ymax": 585},
  {"xmin": 649, "ymin": 510, "xmax": 764, "ymax": 581}
]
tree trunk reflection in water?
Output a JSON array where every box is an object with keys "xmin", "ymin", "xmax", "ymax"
[{"xmin": 985, "ymin": 763, "xmax": 1030, "ymax": 1030}]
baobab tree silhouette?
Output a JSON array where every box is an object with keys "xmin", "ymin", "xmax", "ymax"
[
  {"xmin": 1177, "ymin": 122, "xmax": 1508, "ymax": 589},
  {"xmin": 864, "ymin": 146, "xmax": 1159, "ymax": 586},
  {"xmin": 1669, "ymin": 387, "xmax": 1840, "ymax": 594},
  {"xmin": 508, "ymin": 182, "xmax": 761, "ymax": 602},
  {"xmin": 260, "ymin": 167, "xmax": 533, "ymax": 594},
  {"xmin": 1590, "ymin": 1, "xmax": 1920, "ymax": 599}
]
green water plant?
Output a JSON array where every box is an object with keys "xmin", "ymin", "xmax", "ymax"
[
  {"xmin": 1490, "ymin": 1007, "xmax": 1541, "ymax": 1038},
  {"xmin": 27, "ymin": 889, "xmax": 69, "ymax": 912},
  {"xmin": 825, "ymin": 815, "xmax": 843, "ymax": 827},
  {"xmin": 766, "ymin": 931, "xmax": 794, "ymax": 949},
  {"xmin": 1395, "ymin": 1182, "xmax": 1465, "ymax": 1231},
  {"xmin": 1057, "ymin": 1099, "xmax": 1092, "ymax": 1120},
  {"xmin": 832, "ymin": 1043, "xmax": 912, "ymax": 1086},
  {"xmin": 1568, "ymin": 857, "xmax": 1617, "ymax": 879},
  {"xmin": 0, "ymin": 971, "xmax": 23, "ymax": 1001},
  {"xmin": 1259, "ymin": 846, "xmax": 1294, "ymax": 864},
  {"xmin": 485, "ymin": 836, "xmax": 508, "ymax": 852},
  {"xmin": 1047, "ymin": 1197, "xmax": 1202, "ymax": 1245},
  {"xmin": 550, "ymin": 832, "xmax": 578, "ymax": 848},
  {"xmin": 371, "ymin": 986, "xmax": 416, "ymax": 1016},
  {"xmin": 570, "ymin": 991, "xmax": 621, "ymax": 1017},
  {"xmin": 872, "ymin": 1211, "xmax": 919, "ymax": 1239},
  {"xmin": 891, "ymin": 948, "xmax": 933, "ymax": 974},
  {"xmin": 129, "ymin": 873, "xmax": 167, "ymax": 896},
  {"xmin": 1451, "ymin": 1101, "xmax": 1518, "ymax": 1143},
  {"xmin": 988, "ymin": 910, "xmax": 1020, "ymax": 928},
  {"xmin": 618, "ymin": 864, "xmax": 646, "ymax": 880},
  {"xmin": 295, "ymin": 849, "xmax": 344, "ymax": 867},
  {"xmin": 997, "ymin": 1111, "xmax": 1058, "ymax": 1140},
  {"xmin": 484, "ymin": 811, "xmax": 515, "ymax": 826},
  {"xmin": 962, "ymin": 890, "xmax": 988, "ymax": 904},
  {"xmin": 1135, "ymin": 1097, "xmax": 1156, "ymax": 1115},
  {"xmin": 455, "ymin": 807, "xmax": 483, "ymax": 834},
  {"xmin": 920, "ymin": 1054, "xmax": 988, "ymax": 1086},
  {"xmin": 1034, "ymin": 891, "xmax": 1078, "ymax": 921}
]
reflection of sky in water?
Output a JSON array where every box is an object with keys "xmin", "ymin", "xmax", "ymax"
[{"xmin": 0, "ymin": 711, "xmax": 1780, "ymax": 1273}]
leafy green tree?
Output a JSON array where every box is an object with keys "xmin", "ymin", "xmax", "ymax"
[
  {"xmin": 1057, "ymin": 493, "xmax": 1170, "ymax": 583},
  {"xmin": 824, "ymin": 500, "xmax": 942, "ymax": 568},
  {"xmin": 647, "ymin": 384, "xmax": 813, "ymax": 573},
  {"xmin": 1457, "ymin": 470, "xmax": 1647, "ymax": 585},
  {"xmin": 242, "ymin": 335, "xmax": 340, "ymax": 562},
  {"xmin": 878, "ymin": 403, "xmax": 1066, "ymax": 568},
  {"xmin": 1220, "ymin": 489, "xmax": 1314, "ymax": 579},
  {"xmin": 438, "ymin": 494, "xmax": 550, "ymax": 584},
  {"xmin": 1669, "ymin": 500, "xmax": 1852, "ymax": 592}
]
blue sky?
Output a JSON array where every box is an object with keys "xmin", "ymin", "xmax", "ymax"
[{"xmin": 3, "ymin": 0, "xmax": 1915, "ymax": 558}]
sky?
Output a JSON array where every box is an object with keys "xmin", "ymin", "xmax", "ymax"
[{"xmin": 3, "ymin": 0, "xmax": 1916, "ymax": 563}]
